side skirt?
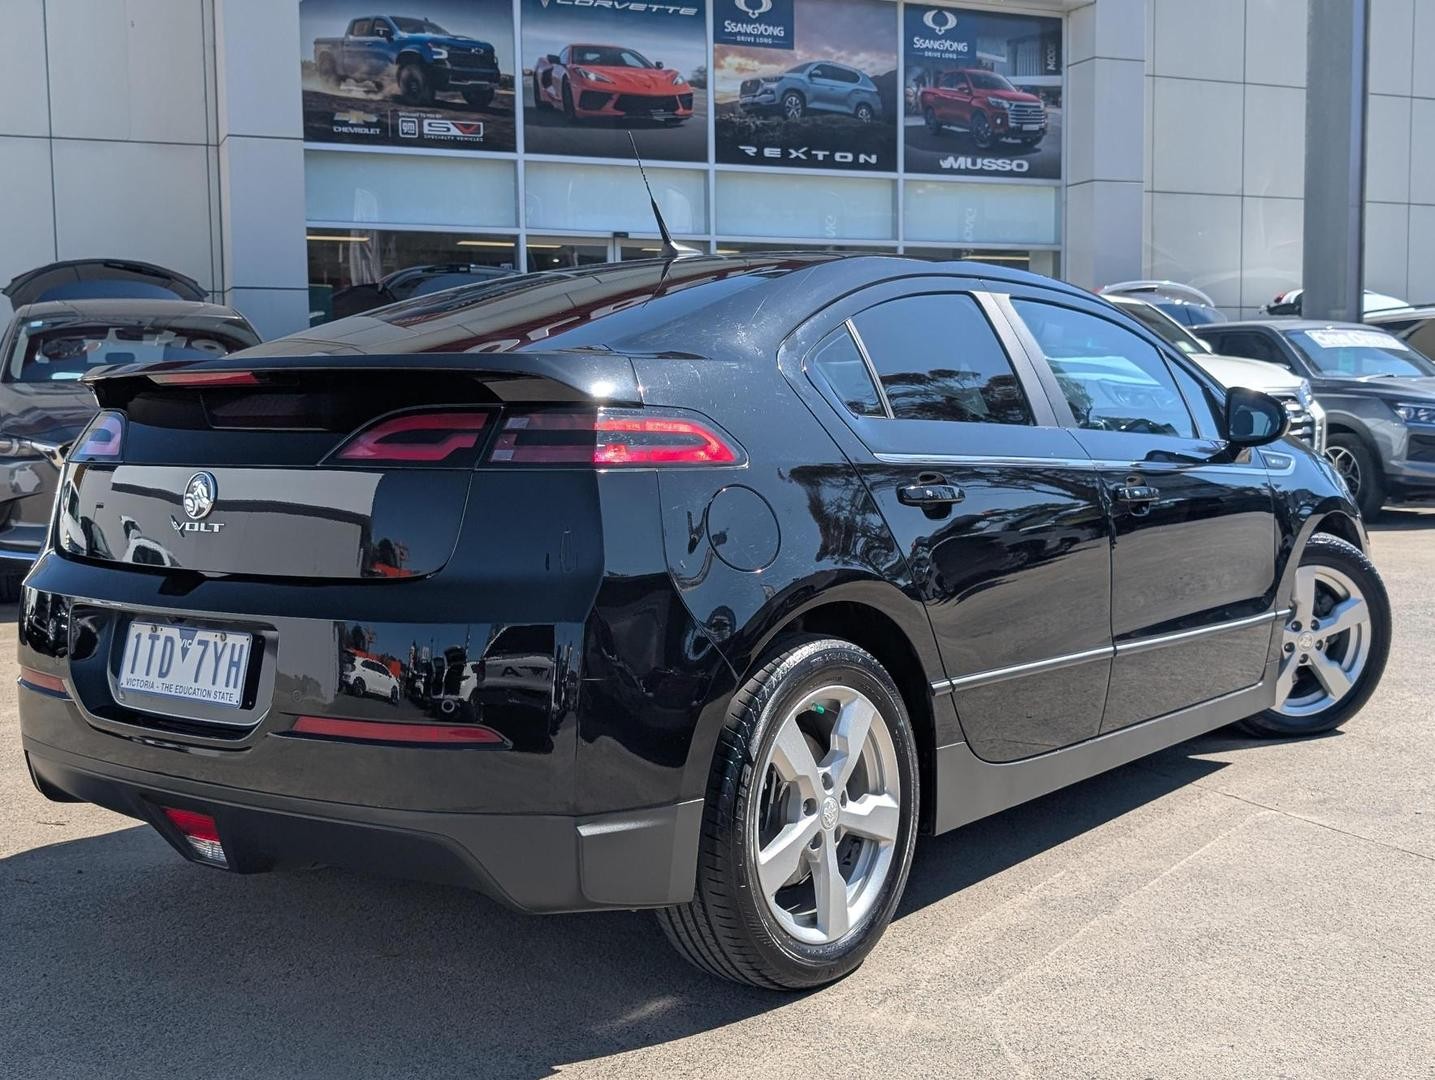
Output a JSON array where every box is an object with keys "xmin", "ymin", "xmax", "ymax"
[{"xmin": 931, "ymin": 659, "xmax": 1277, "ymax": 833}]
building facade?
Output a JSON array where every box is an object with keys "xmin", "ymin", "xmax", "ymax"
[{"xmin": 1, "ymin": 0, "xmax": 1430, "ymax": 338}]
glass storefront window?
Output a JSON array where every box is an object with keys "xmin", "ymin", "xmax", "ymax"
[
  {"xmin": 307, "ymin": 229, "xmax": 519, "ymax": 323},
  {"xmin": 525, "ymin": 239, "xmax": 612, "ymax": 270}
]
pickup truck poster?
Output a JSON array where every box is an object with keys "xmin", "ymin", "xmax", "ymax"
[
  {"xmin": 521, "ymin": 0, "xmax": 708, "ymax": 164},
  {"xmin": 713, "ymin": 0, "xmax": 898, "ymax": 173},
  {"xmin": 300, "ymin": 1, "xmax": 517, "ymax": 152},
  {"xmin": 903, "ymin": 5, "xmax": 1063, "ymax": 179}
]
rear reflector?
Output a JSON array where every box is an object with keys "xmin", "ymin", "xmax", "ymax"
[
  {"xmin": 291, "ymin": 715, "xmax": 507, "ymax": 746},
  {"xmin": 333, "ymin": 411, "xmax": 491, "ymax": 464},
  {"xmin": 150, "ymin": 371, "xmax": 260, "ymax": 387},
  {"xmin": 18, "ymin": 666, "xmax": 68, "ymax": 697},
  {"xmin": 489, "ymin": 409, "xmax": 741, "ymax": 466},
  {"xmin": 161, "ymin": 807, "xmax": 228, "ymax": 867},
  {"xmin": 70, "ymin": 410, "xmax": 124, "ymax": 461}
]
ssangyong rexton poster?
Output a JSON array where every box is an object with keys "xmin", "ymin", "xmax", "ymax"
[
  {"xmin": 300, "ymin": 0, "xmax": 518, "ymax": 152},
  {"xmin": 904, "ymin": 4, "xmax": 1063, "ymax": 179},
  {"xmin": 521, "ymin": 0, "xmax": 708, "ymax": 163},
  {"xmin": 713, "ymin": 0, "xmax": 898, "ymax": 172}
]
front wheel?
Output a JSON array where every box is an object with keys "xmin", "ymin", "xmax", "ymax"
[
  {"xmin": 397, "ymin": 63, "xmax": 433, "ymax": 106},
  {"xmin": 658, "ymin": 637, "xmax": 920, "ymax": 989},
  {"xmin": 782, "ymin": 91, "xmax": 805, "ymax": 120},
  {"xmin": 923, "ymin": 107, "xmax": 941, "ymax": 136},
  {"xmin": 854, "ymin": 102, "xmax": 874, "ymax": 123},
  {"xmin": 1325, "ymin": 434, "xmax": 1385, "ymax": 519},
  {"xmin": 970, "ymin": 110, "xmax": 994, "ymax": 149},
  {"xmin": 1239, "ymin": 534, "xmax": 1390, "ymax": 737}
]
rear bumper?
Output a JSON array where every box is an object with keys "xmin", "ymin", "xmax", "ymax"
[{"xmin": 23, "ymin": 735, "xmax": 702, "ymax": 913}]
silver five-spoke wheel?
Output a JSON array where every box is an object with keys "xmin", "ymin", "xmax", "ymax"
[
  {"xmin": 750, "ymin": 684, "xmax": 901, "ymax": 945},
  {"xmin": 1274, "ymin": 564, "xmax": 1373, "ymax": 717}
]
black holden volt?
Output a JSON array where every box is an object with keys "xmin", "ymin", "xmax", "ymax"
[{"xmin": 17, "ymin": 255, "xmax": 1391, "ymax": 989}]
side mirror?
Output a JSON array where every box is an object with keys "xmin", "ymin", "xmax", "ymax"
[
  {"xmin": 1225, "ymin": 387, "xmax": 1289, "ymax": 448},
  {"xmin": 656, "ymin": 60, "xmax": 665, "ymax": 69}
]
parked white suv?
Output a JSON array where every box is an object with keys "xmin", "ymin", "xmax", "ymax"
[
  {"xmin": 1106, "ymin": 295, "xmax": 1327, "ymax": 452},
  {"xmin": 342, "ymin": 656, "xmax": 401, "ymax": 704}
]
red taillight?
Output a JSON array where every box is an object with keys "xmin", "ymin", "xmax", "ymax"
[
  {"xmin": 161, "ymin": 807, "xmax": 227, "ymax": 866},
  {"xmin": 18, "ymin": 666, "xmax": 68, "ymax": 697},
  {"xmin": 150, "ymin": 371, "xmax": 259, "ymax": 387},
  {"xmin": 489, "ymin": 410, "xmax": 741, "ymax": 467},
  {"xmin": 291, "ymin": 715, "xmax": 507, "ymax": 745},
  {"xmin": 333, "ymin": 411, "xmax": 490, "ymax": 464},
  {"xmin": 70, "ymin": 410, "xmax": 124, "ymax": 461}
]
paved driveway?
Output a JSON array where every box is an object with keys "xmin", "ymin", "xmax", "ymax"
[{"xmin": 3, "ymin": 513, "xmax": 1432, "ymax": 1079}]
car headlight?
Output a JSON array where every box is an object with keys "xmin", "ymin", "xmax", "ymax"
[
  {"xmin": 574, "ymin": 67, "xmax": 612, "ymax": 84},
  {"xmin": 669, "ymin": 70, "xmax": 686, "ymax": 85},
  {"xmin": 429, "ymin": 47, "xmax": 448, "ymax": 60},
  {"xmin": 1394, "ymin": 401, "xmax": 1435, "ymax": 426},
  {"xmin": 1297, "ymin": 380, "xmax": 1315, "ymax": 408},
  {"xmin": 987, "ymin": 98, "xmax": 1014, "ymax": 110}
]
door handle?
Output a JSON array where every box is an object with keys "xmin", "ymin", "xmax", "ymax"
[
  {"xmin": 898, "ymin": 482, "xmax": 965, "ymax": 507},
  {"xmin": 1115, "ymin": 484, "xmax": 1160, "ymax": 504}
]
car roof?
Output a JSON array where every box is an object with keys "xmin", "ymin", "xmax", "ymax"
[
  {"xmin": 1211, "ymin": 319, "xmax": 1375, "ymax": 333},
  {"xmin": 238, "ymin": 254, "xmax": 1098, "ymax": 362}
]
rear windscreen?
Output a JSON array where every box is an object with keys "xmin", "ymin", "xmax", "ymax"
[{"xmin": 9, "ymin": 323, "xmax": 244, "ymax": 383}]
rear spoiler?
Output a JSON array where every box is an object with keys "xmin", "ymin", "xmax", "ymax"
[{"xmin": 81, "ymin": 351, "xmax": 645, "ymax": 410}]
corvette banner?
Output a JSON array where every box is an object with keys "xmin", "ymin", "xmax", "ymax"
[
  {"xmin": 521, "ymin": 0, "xmax": 709, "ymax": 163},
  {"xmin": 712, "ymin": 0, "xmax": 898, "ymax": 173},
  {"xmin": 300, "ymin": 0, "xmax": 518, "ymax": 152},
  {"xmin": 903, "ymin": 4, "xmax": 1063, "ymax": 179}
]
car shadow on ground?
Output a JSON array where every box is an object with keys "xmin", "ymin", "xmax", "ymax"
[
  {"xmin": 1368, "ymin": 507, "xmax": 1435, "ymax": 531},
  {"xmin": 0, "ymin": 739, "xmax": 1245, "ymax": 1080}
]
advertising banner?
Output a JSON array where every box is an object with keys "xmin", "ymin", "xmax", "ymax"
[
  {"xmin": 521, "ymin": 0, "xmax": 708, "ymax": 164},
  {"xmin": 300, "ymin": 0, "xmax": 518, "ymax": 152},
  {"xmin": 903, "ymin": 4, "xmax": 1062, "ymax": 179},
  {"xmin": 713, "ymin": 0, "xmax": 898, "ymax": 173}
]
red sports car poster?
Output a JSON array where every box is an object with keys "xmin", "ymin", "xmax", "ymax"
[{"xmin": 521, "ymin": 0, "xmax": 708, "ymax": 163}]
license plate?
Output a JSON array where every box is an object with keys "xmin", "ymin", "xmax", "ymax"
[
  {"xmin": 119, "ymin": 623, "xmax": 252, "ymax": 708},
  {"xmin": 1022, "ymin": 123, "xmax": 1042, "ymax": 131}
]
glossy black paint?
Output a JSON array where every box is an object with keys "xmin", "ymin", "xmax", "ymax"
[{"xmin": 17, "ymin": 255, "xmax": 1364, "ymax": 912}]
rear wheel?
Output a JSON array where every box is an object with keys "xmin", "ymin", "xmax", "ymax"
[
  {"xmin": 1239, "ymin": 535, "xmax": 1390, "ymax": 737},
  {"xmin": 658, "ymin": 638, "xmax": 919, "ymax": 989},
  {"xmin": 1325, "ymin": 433, "xmax": 1385, "ymax": 519}
]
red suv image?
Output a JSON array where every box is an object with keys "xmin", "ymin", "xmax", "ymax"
[
  {"xmin": 919, "ymin": 68, "xmax": 1047, "ymax": 149},
  {"xmin": 533, "ymin": 44, "xmax": 693, "ymax": 123}
]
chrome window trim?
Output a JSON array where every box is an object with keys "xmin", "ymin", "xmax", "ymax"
[
  {"xmin": 930, "ymin": 609, "xmax": 1289, "ymax": 696},
  {"xmin": 844, "ymin": 318, "xmax": 894, "ymax": 419}
]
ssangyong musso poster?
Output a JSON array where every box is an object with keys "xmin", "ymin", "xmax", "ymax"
[
  {"xmin": 300, "ymin": 0, "xmax": 518, "ymax": 151},
  {"xmin": 713, "ymin": 0, "xmax": 898, "ymax": 172},
  {"xmin": 904, "ymin": 4, "xmax": 1062, "ymax": 179},
  {"xmin": 521, "ymin": 0, "xmax": 708, "ymax": 163}
]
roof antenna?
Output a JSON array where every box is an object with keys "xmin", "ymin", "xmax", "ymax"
[{"xmin": 628, "ymin": 132, "xmax": 701, "ymax": 259}]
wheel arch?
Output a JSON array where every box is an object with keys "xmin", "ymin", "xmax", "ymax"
[
  {"xmin": 1309, "ymin": 508, "xmax": 1365, "ymax": 552},
  {"xmin": 396, "ymin": 49, "xmax": 428, "ymax": 70}
]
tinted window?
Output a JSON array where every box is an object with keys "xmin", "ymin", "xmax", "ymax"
[
  {"xmin": 1407, "ymin": 321, "xmax": 1435, "ymax": 359},
  {"xmin": 1013, "ymin": 300, "xmax": 1195, "ymax": 438},
  {"xmin": 1289, "ymin": 328, "xmax": 1435, "ymax": 377},
  {"xmin": 352, "ymin": 19, "xmax": 372, "ymax": 35},
  {"xmin": 1205, "ymin": 330, "xmax": 1289, "ymax": 367},
  {"xmin": 831, "ymin": 66, "xmax": 861, "ymax": 84},
  {"xmin": 1113, "ymin": 300, "xmax": 1206, "ymax": 355},
  {"xmin": 809, "ymin": 327, "xmax": 884, "ymax": 417},
  {"xmin": 851, "ymin": 294, "xmax": 1033, "ymax": 425}
]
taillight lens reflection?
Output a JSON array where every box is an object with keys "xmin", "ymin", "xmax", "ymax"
[
  {"xmin": 490, "ymin": 410, "xmax": 742, "ymax": 467},
  {"xmin": 334, "ymin": 411, "xmax": 490, "ymax": 464},
  {"xmin": 70, "ymin": 411, "xmax": 124, "ymax": 461}
]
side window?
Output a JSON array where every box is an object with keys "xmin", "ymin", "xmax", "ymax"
[
  {"xmin": 1208, "ymin": 331, "xmax": 1290, "ymax": 368},
  {"xmin": 352, "ymin": 18, "xmax": 372, "ymax": 35},
  {"xmin": 1409, "ymin": 322, "xmax": 1435, "ymax": 359},
  {"xmin": 810, "ymin": 65, "xmax": 830, "ymax": 80},
  {"xmin": 1167, "ymin": 361, "xmax": 1224, "ymax": 439},
  {"xmin": 834, "ymin": 67, "xmax": 861, "ymax": 84},
  {"xmin": 1012, "ymin": 299, "xmax": 1196, "ymax": 438},
  {"xmin": 850, "ymin": 294, "xmax": 1034, "ymax": 425},
  {"xmin": 808, "ymin": 326, "xmax": 885, "ymax": 418}
]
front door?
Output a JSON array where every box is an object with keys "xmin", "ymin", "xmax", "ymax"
[
  {"xmin": 1005, "ymin": 295, "xmax": 1280, "ymax": 732},
  {"xmin": 788, "ymin": 282, "xmax": 1114, "ymax": 762}
]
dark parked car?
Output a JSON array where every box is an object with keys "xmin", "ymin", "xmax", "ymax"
[
  {"xmin": 740, "ymin": 62, "xmax": 882, "ymax": 123},
  {"xmin": 0, "ymin": 260, "xmax": 259, "ymax": 592},
  {"xmin": 327, "ymin": 263, "xmax": 517, "ymax": 321},
  {"xmin": 1199, "ymin": 320, "xmax": 1435, "ymax": 517},
  {"xmin": 1367, "ymin": 304, "xmax": 1435, "ymax": 356},
  {"xmin": 19, "ymin": 256, "xmax": 1388, "ymax": 990},
  {"xmin": 314, "ymin": 15, "xmax": 501, "ymax": 108}
]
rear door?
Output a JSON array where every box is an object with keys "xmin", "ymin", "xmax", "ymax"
[
  {"xmin": 785, "ymin": 280, "xmax": 1113, "ymax": 763},
  {"xmin": 1002, "ymin": 294, "xmax": 1280, "ymax": 733}
]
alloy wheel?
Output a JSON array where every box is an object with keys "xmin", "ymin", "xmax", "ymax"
[
  {"xmin": 1274, "ymin": 564, "xmax": 1373, "ymax": 717},
  {"xmin": 783, "ymin": 93, "xmax": 805, "ymax": 120},
  {"xmin": 1325, "ymin": 445, "xmax": 1362, "ymax": 498},
  {"xmin": 749, "ymin": 685, "xmax": 901, "ymax": 945}
]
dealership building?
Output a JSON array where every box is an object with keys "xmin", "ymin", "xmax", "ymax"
[{"xmin": 3, "ymin": 0, "xmax": 1433, "ymax": 339}]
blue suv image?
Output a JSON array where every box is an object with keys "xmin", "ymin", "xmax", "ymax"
[{"xmin": 740, "ymin": 62, "xmax": 882, "ymax": 123}]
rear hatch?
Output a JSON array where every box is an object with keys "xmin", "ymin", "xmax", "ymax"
[
  {"xmin": 5, "ymin": 259, "xmax": 207, "ymax": 305},
  {"xmin": 58, "ymin": 352, "xmax": 645, "ymax": 580}
]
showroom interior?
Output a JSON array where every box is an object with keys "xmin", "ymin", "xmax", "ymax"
[{"xmin": 2, "ymin": 0, "xmax": 1433, "ymax": 338}]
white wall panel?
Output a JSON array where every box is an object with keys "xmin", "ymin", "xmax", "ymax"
[
  {"xmin": 1241, "ymin": 196, "xmax": 1303, "ymax": 309},
  {"xmin": 1244, "ymin": 0, "xmax": 1308, "ymax": 88},
  {"xmin": 0, "ymin": 137, "xmax": 57, "ymax": 321},
  {"xmin": 1153, "ymin": 0, "xmax": 1245, "ymax": 83},
  {"xmin": 1243, "ymin": 85, "xmax": 1305, "ymax": 199},
  {"xmin": 0, "ymin": 0, "xmax": 49, "ymax": 138},
  {"xmin": 1152, "ymin": 78, "xmax": 1243, "ymax": 195},
  {"xmin": 1148, "ymin": 193, "xmax": 1242, "ymax": 308}
]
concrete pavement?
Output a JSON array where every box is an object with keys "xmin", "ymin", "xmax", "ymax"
[{"xmin": 3, "ymin": 512, "xmax": 1432, "ymax": 1079}]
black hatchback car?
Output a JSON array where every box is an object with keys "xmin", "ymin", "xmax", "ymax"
[{"xmin": 18, "ymin": 256, "xmax": 1390, "ymax": 989}]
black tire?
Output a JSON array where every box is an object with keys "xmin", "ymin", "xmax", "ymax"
[
  {"xmin": 1326, "ymin": 433, "xmax": 1385, "ymax": 520},
  {"xmin": 561, "ymin": 78, "xmax": 576, "ymax": 121},
  {"xmin": 462, "ymin": 86, "xmax": 494, "ymax": 109},
  {"xmin": 971, "ymin": 110, "xmax": 993, "ymax": 149},
  {"xmin": 397, "ymin": 63, "xmax": 433, "ymax": 106},
  {"xmin": 854, "ymin": 102, "xmax": 874, "ymax": 124},
  {"xmin": 782, "ymin": 90, "xmax": 805, "ymax": 120},
  {"xmin": 923, "ymin": 106, "xmax": 941, "ymax": 136},
  {"xmin": 389, "ymin": 686, "xmax": 400, "ymax": 704},
  {"xmin": 350, "ymin": 678, "xmax": 367, "ymax": 698},
  {"xmin": 1237, "ymin": 534, "xmax": 1391, "ymax": 738},
  {"xmin": 657, "ymin": 637, "xmax": 920, "ymax": 990},
  {"xmin": 533, "ymin": 74, "xmax": 545, "ymax": 110}
]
